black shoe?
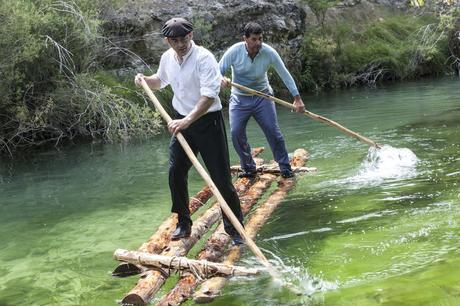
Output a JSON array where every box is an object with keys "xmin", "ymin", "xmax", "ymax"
[
  {"xmin": 171, "ymin": 223, "xmax": 191, "ymax": 240},
  {"xmin": 231, "ymin": 233, "xmax": 245, "ymax": 246},
  {"xmin": 238, "ymin": 169, "xmax": 257, "ymax": 179},
  {"xmin": 281, "ymin": 168, "xmax": 294, "ymax": 178}
]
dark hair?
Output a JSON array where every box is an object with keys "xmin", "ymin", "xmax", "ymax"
[{"xmin": 244, "ymin": 22, "xmax": 263, "ymax": 37}]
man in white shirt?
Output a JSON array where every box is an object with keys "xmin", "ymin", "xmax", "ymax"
[{"xmin": 135, "ymin": 18, "xmax": 244, "ymax": 245}]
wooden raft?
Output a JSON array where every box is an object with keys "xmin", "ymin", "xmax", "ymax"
[{"xmin": 113, "ymin": 148, "xmax": 314, "ymax": 305}]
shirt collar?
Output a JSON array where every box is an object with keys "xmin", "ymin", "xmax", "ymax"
[{"xmin": 244, "ymin": 43, "xmax": 264, "ymax": 59}]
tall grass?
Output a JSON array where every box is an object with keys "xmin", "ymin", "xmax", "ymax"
[{"xmin": 299, "ymin": 10, "xmax": 459, "ymax": 91}]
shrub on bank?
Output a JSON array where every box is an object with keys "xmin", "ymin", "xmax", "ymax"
[
  {"xmin": 0, "ymin": 0, "xmax": 162, "ymax": 155},
  {"xmin": 300, "ymin": 11, "xmax": 458, "ymax": 91}
]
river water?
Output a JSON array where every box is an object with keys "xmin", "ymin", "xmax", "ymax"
[{"xmin": 0, "ymin": 77, "xmax": 459, "ymax": 305}]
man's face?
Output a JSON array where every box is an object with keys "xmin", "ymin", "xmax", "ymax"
[
  {"xmin": 167, "ymin": 32, "xmax": 193, "ymax": 57},
  {"xmin": 244, "ymin": 33, "xmax": 263, "ymax": 55}
]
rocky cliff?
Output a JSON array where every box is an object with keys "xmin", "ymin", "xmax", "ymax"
[{"xmin": 100, "ymin": 0, "xmax": 409, "ymax": 70}]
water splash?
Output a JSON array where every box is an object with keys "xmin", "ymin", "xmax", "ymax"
[
  {"xmin": 257, "ymin": 248, "xmax": 338, "ymax": 296},
  {"xmin": 350, "ymin": 145, "xmax": 419, "ymax": 184}
]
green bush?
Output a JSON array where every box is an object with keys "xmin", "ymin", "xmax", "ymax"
[
  {"xmin": 300, "ymin": 13, "xmax": 455, "ymax": 91},
  {"xmin": 0, "ymin": 0, "xmax": 162, "ymax": 155}
]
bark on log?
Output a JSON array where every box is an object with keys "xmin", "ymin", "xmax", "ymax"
[
  {"xmin": 230, "ymin": 165, "xmax": 317, "ymax": 174},
  {"xmin": 158, "ymin": 149, "xmax": 310, "ymax": 306},
  {"xmin": 193, "ymin": 149, "xmax": 308, "ymax": 303},
  {"xmin": 113, "ymin": 148, "xmax": 265, "ymax": 277},
  {"xmin": 120, "ymin": 176, "xmax": 257, "ymax": 306},
  {"xmin": 114, "ymin": 249, "xmax": 262, "ymax": 277}
]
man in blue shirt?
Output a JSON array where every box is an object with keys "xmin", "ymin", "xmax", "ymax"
[{"xmin": 220, "ymin": 22, "xmax": 305, "ymax": 178}]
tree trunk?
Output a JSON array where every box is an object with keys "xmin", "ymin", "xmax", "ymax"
[
  {"xmin": 114, "ymin": 249, "xmax": 262, "ymax": 277},
  {"xmin": 193, "ymin": 178, "xmax": 298, "ymax": 303}
]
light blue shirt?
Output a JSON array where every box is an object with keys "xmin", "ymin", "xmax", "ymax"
[{"xmin": 219, "ymin": 42, "xmax": 299, "ymax": 97}]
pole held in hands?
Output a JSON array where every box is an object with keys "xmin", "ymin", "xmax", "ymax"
[
  {"xmin": 139, "ymin": 79, "xmax": 280, "ymax": 279},
  {"xmin": 227, "ymin": 78, "xmax": 381, "ymax": 149}
]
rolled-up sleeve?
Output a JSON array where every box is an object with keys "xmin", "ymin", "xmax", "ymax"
[{"xmin": 198, "ymin": 52, "xmax": 221, "ymax": 99}]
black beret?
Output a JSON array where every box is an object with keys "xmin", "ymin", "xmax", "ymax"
[{"xmin": 162, "ymin": 18, "xmax": 194, "ymax": 38}]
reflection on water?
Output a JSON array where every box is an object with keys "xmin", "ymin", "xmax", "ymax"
[{"xmin": 1, "ymin": 77, "xmax": 459, "ymax": 305}]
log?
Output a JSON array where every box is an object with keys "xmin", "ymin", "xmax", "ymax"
[
  {"xmin": 157, "ymin": 149, "xmax": 310, "ymax": 305},
  {"xmin": 113, "ymin": 147, "xmax": 265, "ymax": 277},
  {"xmin": 114, "ymin": 249, "xmax": 262, "ymax": 277},
  {"xmin": 231, "ymin": 165, "xmax": 317, "ymax": 174},
  {"xmin": 120, "ymin": 176, "xmax": 257, "ymax": 306},
  {"xmin": 112, "ymin": 186, "xmax": 213, "ymax": 277},
  {"xmin": 193, "ymin": 149, "xmax": 308, "ymax": 303}
]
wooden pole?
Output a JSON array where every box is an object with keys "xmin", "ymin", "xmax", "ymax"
[
  {"xmin": 227, "ymin": 79, "xmax": 381, "ymax": 149},
  {"xmin": 140, "ymin": 79, "xmax": 280, "ymax": 282},
  {"xmin": 114, "ymin": 249, "xmax": 262, "ymax": 277}
]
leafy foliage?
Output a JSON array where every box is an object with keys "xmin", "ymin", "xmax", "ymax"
[
  {"xmin": 300, "ymin": 11, "xmax": 457, "ymax": 91},
  {"xmin": 0, "ymin": 0, "xmax": 161, "ymax": 155}
]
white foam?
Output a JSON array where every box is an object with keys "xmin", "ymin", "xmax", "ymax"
[
  {"xmin": 263, "ymin": 227, "xmax": 332, "ymax": 242},
  {"xmin": 348, "ymin": 145, "xmax": 419, "ymax": 184},
  {"xmin": 336, "ymin": 210, "xmax": 395, "ymax": 224}
]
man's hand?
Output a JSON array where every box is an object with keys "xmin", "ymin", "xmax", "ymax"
[
  {"xmin": 168, "ymin": 118, "xmax": 192, "ymax": 135},
  {"xmin": 135, "ymin": 73, "xmax": 161, "ymax": 90},
  {"xmin": 134, "ymin": 73, "xmax": 145, "ymax": 87},
  {"xmin": 220, "ymin": 77, "xmax": 231, "ymax": 89},
  {"xmin": 293, "ymin": 95, "xmax": 305, "ymax": 113}
]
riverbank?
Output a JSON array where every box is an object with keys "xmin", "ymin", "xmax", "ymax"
[{"xmin": 0, "ymin": 0, "xmax": 458, "ymax": 155}]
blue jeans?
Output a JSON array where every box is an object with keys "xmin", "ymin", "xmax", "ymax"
[{"xmin": 229, "ymin": 93, "xmax": 291, "ymax": 172}]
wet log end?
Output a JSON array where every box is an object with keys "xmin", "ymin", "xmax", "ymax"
[
  {"xmin": 112, "ymin": 263, "xmax": 143, "ymax": 277},
  {"xmin": 193, "ymin": 277, "xmax": 227, "ymax": 304},
  {"xmin": 121, "ymin": 293, "xmax": 147, "ymax": 306}
]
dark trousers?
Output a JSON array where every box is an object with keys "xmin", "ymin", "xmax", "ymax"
[{"xmin": 168, "ymin": 110, "xmax": 243, "ymax": 236}]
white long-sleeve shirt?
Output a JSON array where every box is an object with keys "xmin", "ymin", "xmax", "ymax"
[{"xmin": 157, "ymin": 41, "xmax": 222, "ymax": 116}]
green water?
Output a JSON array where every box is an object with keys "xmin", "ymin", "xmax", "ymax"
[{"xmin": 1, "ymin": 77, "xmax": 459, "ymax": 305}]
